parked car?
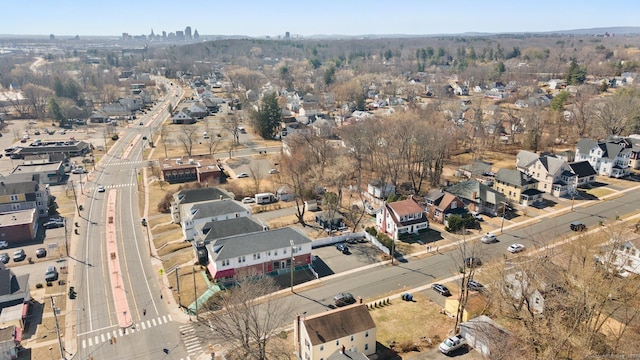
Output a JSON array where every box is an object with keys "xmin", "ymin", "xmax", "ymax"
[
  {"xmin": 268, "ymin": 168, "xmax": 279, "ymax": 174},
  {"xmin": 34, "ymin": 130, "xmax": 41, "ymax": 135},
  {"xmin": 71, "ymin": 167, "xmax": 87, "ymax": 174},
  {"xmin": 333, "ymin": 292, "xmax": 356, "ymax": 307},
  {"xmin": 236, "ymin": 172, "xmax": 249, "ymax": 178},
  {"xmin": 465, "ymin": 257, "xmax": 482, "ymax": 267},
  {"xmin": 242, "ymin": 197, "xmax": 255, "ymax": 204},
  {"xmin": 12, "ymin": 249, "xmax": 26, "ymax": 262},
  {"xmin": 44, "ymin": 221, "xmax": 64, "ymax": 229},
  {"xmin": 0, "ymin": 253, "xmax": 9, "ymax": 264},
  {"xmin": 439, "ymin": 334, "xmax": 467, "ymax": 354},
  {"xmin": 139, "ymin": 122, "xmax": 144, "ymax": 126},
  {"xmin": 470, "ymin": 211, "xmax": 483, "ymax": 221},
  {"xmin": 336, "ymin": 243, "xmax": 350, "ymax": 254},
  {"xmin": 508, "ymin": 243, "xmax": 526, "ymax": 253},
  {"xmin": 0, "ymin": 241, "xmax": 7, "ymax": 249},
  {"xmin": 35, "ymin": 248, "xmax": 47, "ymax": 258},
  {"xmin": 570, "ymin": 221, "xmax": 586, "ymax": 231},
  {"xmin": 467, "ymin": 280, "xmax": 485, "ymax": 292},
  {"xmin": 432, "ymin": 283, "xmax": 451, "ymax": 296},
  {"xmin": 45, "ymin": 266, "xmax": 58, "ymax": 282},
  {"xmin": 481, "ymin": 233, "xmax": 497, "ymax": 244}
]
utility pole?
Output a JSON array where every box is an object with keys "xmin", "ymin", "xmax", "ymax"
[
  {"xmin": 193, "ymin": 266, "xmax": 198, "ymax": 321},
  {"xmin": 71, "ymin": 181, "xmax": 80, "ymax": 216},
  {"xmin": 50, "ymin": 296, "xmax": 65, "ymax": 360},
  {"xmin": 175, "ymin": 267, "xmax": 181, "ymax": 308},
  {"xmin": 290, "ymin": 240, "xmax": 295, "ymax": 293},
  {"xmin": 500, "ymin": 201, "xmax": 510, "ymax": 233},
  {"xmin": 64, "ymin": 218, "xmax": 69, "ymax": 257},
  {"xmin": 79, "ymin": 172, "xmax": 84, "ymax": 195}
]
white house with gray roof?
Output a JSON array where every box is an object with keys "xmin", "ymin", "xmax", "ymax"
[
  {"xmin": 205, "ymin": 227, "xmax": 312, "ymax": 283},
  {"xmin": 516, "ymin": 150, "xmax": 576, "ymax": 197},
  {"xmin": 181, "ymin": 200, "xmax": 250, "ymax": 241},
  {"xmin": 170, "ymin": 187, "xmax": 233, "ymax": 223},
  {"xmin": 575, "ymin": 138, "xmax": 631, "ymax": 178}
]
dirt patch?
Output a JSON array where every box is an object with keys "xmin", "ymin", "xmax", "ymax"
[
  {"xmin": 167, "ymin": 265, "xmax": 210, "ymax": 308},
  {"xmin": 369, "ymin": 293, "xmax": 455, "ymax": 355},
  {"xmin": 156, "ymin": 240, "xmax": 191, "ymax": 257}
]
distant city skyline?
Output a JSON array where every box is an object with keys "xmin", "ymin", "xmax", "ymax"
[{"xmin": 2, "ymin": 0, "xmax": 639, "ymax": 38}]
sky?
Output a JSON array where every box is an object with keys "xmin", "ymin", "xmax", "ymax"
[{"xmin": 2, "ymin": 0, "xmax": 639, "ymax": 37}]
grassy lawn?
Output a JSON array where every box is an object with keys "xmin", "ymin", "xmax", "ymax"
[
  {"xmin": 167, "ymin": 265, "xmax": 210, "ymax": 308},
  {"xmin": 369, "ymin": 293, "xmax": 455, "ymax": 354},
  {"xmin": 584, "ymin": 187, "xmax": 614, "ymax": 198}
]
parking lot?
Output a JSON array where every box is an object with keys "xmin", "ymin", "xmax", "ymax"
[{"xmin": 311, "ymin": 239, "xmax": 385, "ymax": 277}]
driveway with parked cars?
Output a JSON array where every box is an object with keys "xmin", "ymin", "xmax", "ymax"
[{"xmin": 311, "ymin": 239, "xmax": 384, "ymax": 276}]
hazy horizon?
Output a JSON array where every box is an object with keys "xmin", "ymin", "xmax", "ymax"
[{"xmin": 2, "ymin": 0, "xmax": 639, "ymax": 38}]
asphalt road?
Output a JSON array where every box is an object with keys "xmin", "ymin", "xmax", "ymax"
[{"xmin": 73, "ymin": 80, "xmax": 194, "ymax": 360}]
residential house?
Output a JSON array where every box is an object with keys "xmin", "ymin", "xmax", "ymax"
[
  {"xmin": 0, "ymin": 210, "xmax": 37, "ymax": 245},
  {"xmin": 201, "ymin": 98, "xmax": 220, "ymax": 114},
  {"xmin": 598, "ymin": 235, "xmax": 640, "ymax": 276},
  {"xmin": 312, "ymin": 118, "xmax": 333, "ymax": 138},
  {"xmin": 502, "ymin": 261, "xmax": 566, "ymax": 315},
  {"xmin": 575, "ymin": 139, "xmax": 631, "ymax": 178},
  {"xmin": 315, "ymin": 211, "xmax": 346, "ymax": 231},
  {"xmin": 547, "ymin": 79, "xmax": 566, "ymax": 90},
  {"xmin": 367, "ymin": 179, "xmax": 395, "ymax": 199},
  {"xmin": 446, "ymin": 180, "xmax": 506, "ymax": 216},
  {"xmin": 0, "ymin": 262, "xmax": 30, "ymax": 341},
  {"xmin": 377, "ymin": 198, "xmax": 429, "ymax": 240},
  {"xmin": 503, "ymin": 271, "xmax": 546, "ymax": 314},
  {"xmin": 299, "ymin": 103, "xmax": 323, "ymax": 118},
  {"xmin": 171, "ymin": 110, "xmax": 196, "ymax": 124},
  {"xmin": 458, "ymin": 160, "xmax": 493, "ymax": 180},
  {"xmin": 460, "ymin": 315, "xmax": 514, "ymax": 358},
  {"xmin": 0, "ymin": 174, "xmax": 50, "ymax": 218},
  {"xmin": 205, "ymin": 227, "xmax": 313, "ymax": 283},
  {"xmin": 198, "ymin": 217, "xmax": 266, "ymax": 244},
  {"xmin": 493, "ymin": 168, "xmax": 543, "ymax": 206},
  {"xmin": 568, "ymin": 161, "xmax": 597, "ymax": 187},
  {"xmin": 170, "ymin": 187, "xmax": 233, "ymax": 224},
  {"xmin": 294, "ymin": 303, "xmax": 376, "ymax": 360},
  {"xmin": 159, "ymin": 157, "xmax": 224, "ymax": 184},
  {"xmin": 181, "ymin": 199, "xmax": 250, "ymax": 241},
  {"xmin": 516, "ymin": 150, "xmax": 577, "ymax": 197},
  {"xmin": 424, "ymin": 191, "xmax": 466, "ymax": 224}
]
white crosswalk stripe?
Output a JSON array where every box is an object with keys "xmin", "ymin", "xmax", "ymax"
[
  {"xmin": 80, "ymin": 316, "xmax": 174, "ymax": 349},
  {"xmin": 179, "ymin": 324, "xmax": 203, "ymax": 357}
]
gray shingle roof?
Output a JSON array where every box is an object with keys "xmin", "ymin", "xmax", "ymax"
[
  {"xmin": 188, "ymin": 200, "xmax": 247, "ymax": 220},
  {"xmin": 303, "ymin": 304, "xmax": 375, "ymax": 346},
  {"xmin": 495, "ymin": 168, "xmax": 536, "ymax": 187},
  {"xmin": 201, "ymin": 217, "xmax": 265, "ymax": 242},
  {"xmin": 173, "ymin": 187, "xmax": 232, "ymax": 205},
  {"xmin": 446, "ymin": 180, "xmax": 506, "ymax": 206},
  {"xmin": 568, "ymin": 161, "xmax": 597, "ymax": 177},
  {"xmin": 207, "ymin": 227, "xmax": 312, "ymax": 262},
  {"xmin": 516, "ymin": 150, "xmax": 539, "ymax": 169}
]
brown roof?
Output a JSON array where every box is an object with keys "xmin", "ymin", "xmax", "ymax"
[
  {"xmin": 435, "ymin": 192, "xmax": 459, "ymax": 210},
  {"xmin": 387, "ymin": 198, "xmax": 423, "ymax": 216},
  {"xmin": 303, "ymin": 304, "xmax": 375, "ymax": 345}
]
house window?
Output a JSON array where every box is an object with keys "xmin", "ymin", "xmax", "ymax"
[
  {"xmin": 336, "ymin": 340, "xmax": 339, "ymax": 346},
  {"xmin": 351, "ymin": 335, "xmax": 354, "ymax": 342},
  {"xmin": 36, "ymin": 193, "xmax": 41, "ymax": 197},
  {"xmin": 11, "ymin": 204, "xmax": 20, "ymax": 210},
  {"xmin": 305, "ymin": 339, "xmax": 310, "ymax": 349},
  {"xmin": 222, "ymin": 259, "xmax": 229, "ymax": 266},
  {"xmin": 283, "ymin": 249, "xmax": 287, "ymax": 254},
  {"xmin": 365, "ymin": 343, "xmax": 369, "ymax": 351},
  {"xmin": 267, "ymin": 251, "xmax": 271, "ymax": 256},
  {"xmin": 274, "ymin": 250, "xmax": 278, "ymax": 256},
  {"xmin": 10, "ymin": 195, "xmax": 18, "ymax": 201},
  {"xmin": 365, "ymin": 331, "xmax": 369, "ymax": 338},
  {"xmin": 319, "ymin": 345, "xmax": 324, "ymax": 351}
]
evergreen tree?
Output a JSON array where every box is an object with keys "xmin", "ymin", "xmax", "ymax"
[
  {"xmin": 251, "ymin": 92, "xmax": 281, "ymax": 140},
  {"xmin": 566, "ymin": 58, "xmax": 586, "ymax": 85}
]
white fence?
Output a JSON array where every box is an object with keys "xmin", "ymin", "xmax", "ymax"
[{"xmin": 311, "ymin": 231, "xmax": 391, "ymax": 256}]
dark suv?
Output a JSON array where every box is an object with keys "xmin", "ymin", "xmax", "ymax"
[
  {"xmin": 570, "ymin": 222, "xmax": 586, "ymax": 231},
  {"xmin": 333, "ymin": 292, "xmax": 356, "ymax": 307}
]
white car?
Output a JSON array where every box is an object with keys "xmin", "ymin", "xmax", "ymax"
[
  {"xmin": 237, "ymin": 172, "xmax": 249, "ymax": 178},
  {"xmin": 508, "ymin": 243, "xmax": 525, "ymax": 253},
  {"xmin": 439, "ymin": 334, "xmax": 466, "ymax": 354},
  {"xmin": 97, "ymin": 186, "xmax": 105, "ymax": 193},
  {"xmin": 242, "ymin": 197, "xmax": 255, "ymax": 204},
  {"xmin": 268, "ymin": 168, "xmax": 279, "ymax": 174},
  {"xmin": 481, "ymin": 233, "xmax": 497, "ymax": 244}
]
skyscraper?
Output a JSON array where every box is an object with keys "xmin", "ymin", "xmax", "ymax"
[
  {"xmin": 193, "ymin": 29, "xmax": 200, "ymax": 41},
  {"xmin": 185, "ymin": 26, "xmax": 192, "ymax": 41}
]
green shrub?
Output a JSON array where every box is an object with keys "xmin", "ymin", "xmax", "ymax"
[
  {"xmin": 35, "ymin": 283, "xmax": 43, "ymax": 289},
  {"xmin": 365, "ymin": 226, "xmax": 377, "ymax": 236}
]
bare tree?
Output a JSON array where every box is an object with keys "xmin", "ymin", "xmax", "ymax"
[
  {"xmin": 177, "ymin": 125, "xmax": 198, "ymax": 156},
  {"xmin": 248, "ymin": 163, "xmax": 263, "ymax": 195},
  {"xmin": 280, "ymin": 141, "xmax": 314, "ymax": 226},
  {"xmin": 204, "ymin": 122, "xmax": 223, "ymax": 156},
  {"xmin": 222, "ymin": 114, "xmax": 242, "ymax": 146},
  {"xmin": 203, "ymin": 270, "xmax": 291, "ymax": 360},
  {"xmin": 592, "ymin": 91, "xmax": 638, "ymax": 136},
  {"xmin": 158, "ymin": 126, "xmax": 171, "ymax": 159},
  {"xmin": 22, "ymin": 84, "xmax": 53, "ymax": 119}
]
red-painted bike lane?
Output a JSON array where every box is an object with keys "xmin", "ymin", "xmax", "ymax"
[{"xmin": 106, "ymin": 189, "xmax": 132, "ymax": 328}]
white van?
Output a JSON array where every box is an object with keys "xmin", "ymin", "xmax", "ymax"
[{"xmin": 203, "ymin": 132, "xmax": 210, "ymax": 139}]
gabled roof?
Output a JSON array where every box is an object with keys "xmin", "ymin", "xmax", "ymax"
[
  {"xmin": 201, "ymin": 217, "xmax": 265, "ymax": 242},
  {"xmin": 0, "ymin": 179, "xmax": 39, "ymax": 195},
  {"xmin": 459, "ymin": 160, "xmax": 493, "ymax": 176},
  {"xmin": 387, "ymin": 198, "xmax": 423, "ymax": 216},
  {"xmin": 327, "ymin": 349, "xmax": 370, "ymax": 360},
  {"xmin": 446, "ymin": 180, "xmax": 506, "ymax": 206},
  {"xmin": 187, "ymin": 200, "xmax": 247, "ymax": 220},
  {"xmin": 434, "ymin": 192, "xmax": 461, "ymax": 210},
  {"xmin": 208, "ymin": 227, "xmax": 312, "ymax": 262},
  {"xmin": 576, "ymin": 138, "xmax": 599, "ymax": 155},
  {"xmin": 0, "ymin": 264, "xmax": 29, "ymax": 305},
  {"xmin": 173, "ymin": 187, "xmax": 232, "ymax": 205},
  {"xmin": 568, "ymin": 161, "xmax": 596, "ymax": 177},
  {"xmin": 538, "ymin": 155, "xmax": 567, "ymax": 176},
  {"xmin": 303, "ymin": 304, "xmax": 375, "ymax": 345},
  {"xmin": 516, "ymin": 150, "xmax": 539, "ymax": 169},
  {"xmin": 495, "ymin": 168, "xmax": 537, "ymax": 187}
]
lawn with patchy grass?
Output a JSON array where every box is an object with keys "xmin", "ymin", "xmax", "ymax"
[{"xmin": 369, "ymin": 293, "xmax": 455, "ymax": 355}]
